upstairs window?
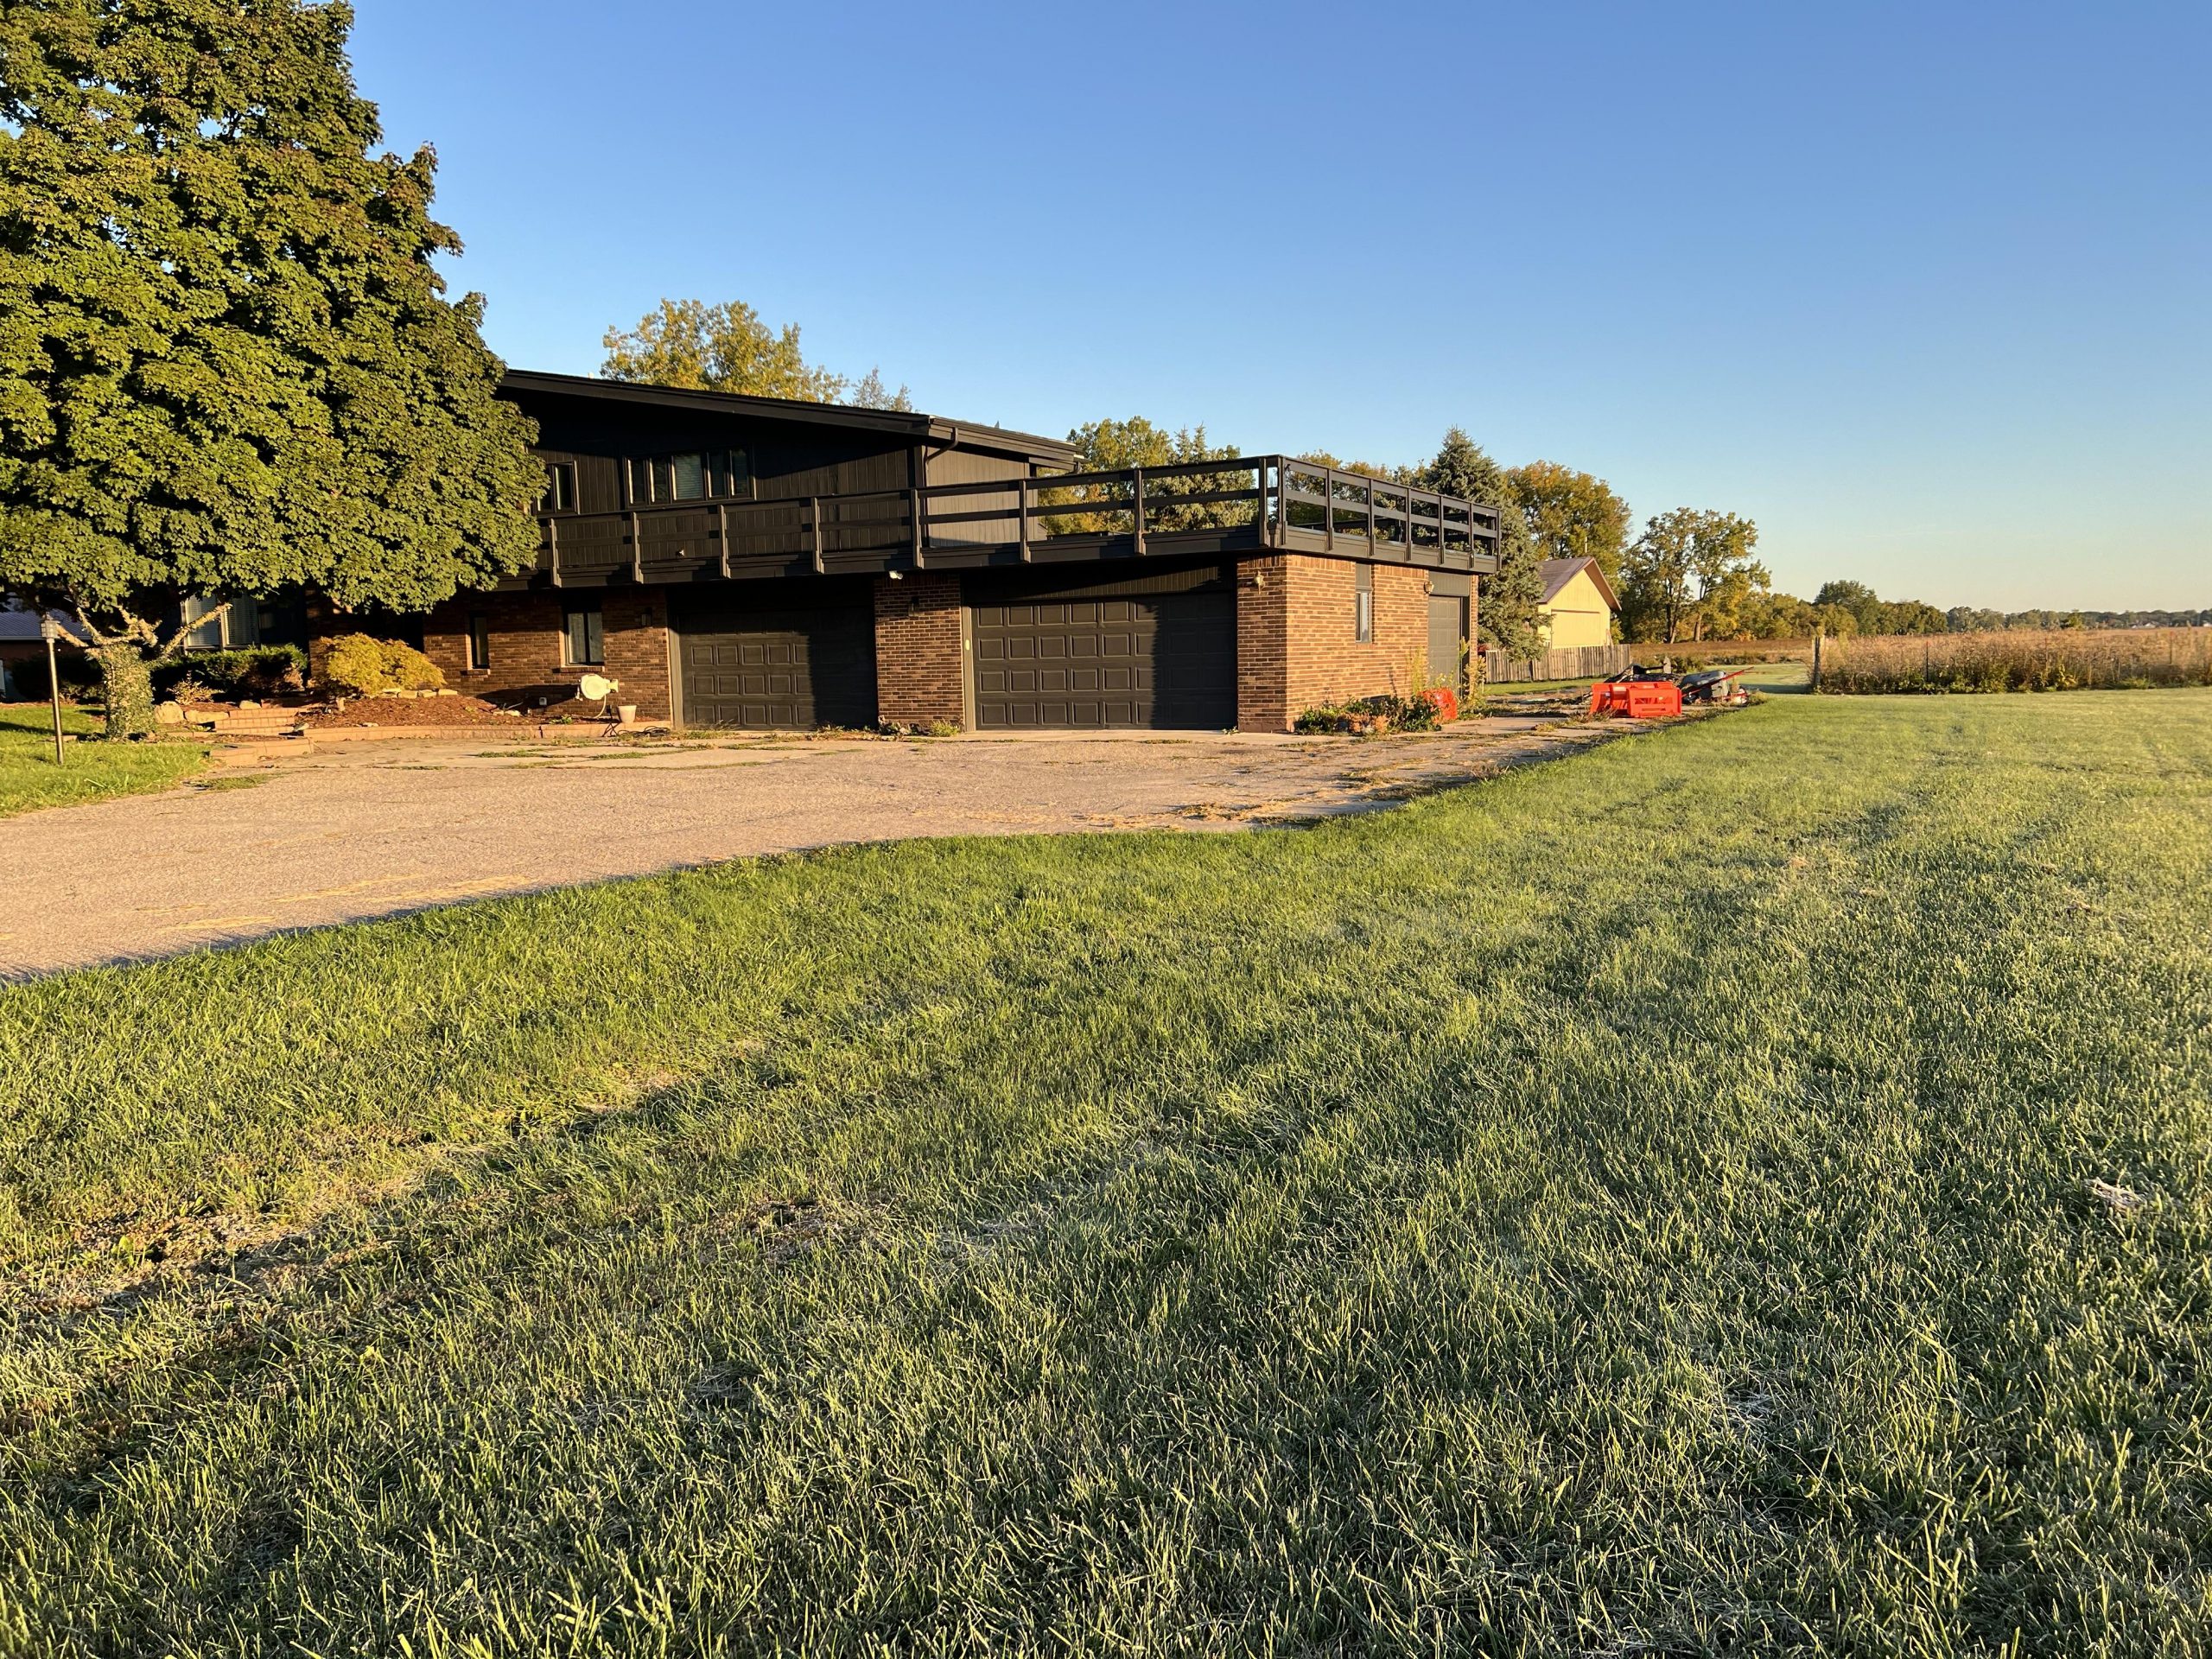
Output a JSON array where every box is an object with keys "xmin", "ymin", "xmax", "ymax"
[
  {"xmin": 626, "ymin": 449, "xmax": 748, "ymax": 505},
  {"xmin": 541, "ymin": 461, "xmax": 576, "ymax": 513},
  {"xmin": 563, "ymin": 601, "xmax": 603, "ymax": 667}
]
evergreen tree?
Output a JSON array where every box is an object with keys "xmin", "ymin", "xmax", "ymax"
[
  {"xmin": 1418, "ymin": 427, "xmax": 1543, "ymax": 657},
  {"xmin": 0, "ymin": 0, "xmax": 542, "ymax": 734}
]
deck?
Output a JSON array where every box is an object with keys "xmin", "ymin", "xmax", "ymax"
[{"xmin": 510, "ymin": 458, "xmax": 1503, "ymax": 590}]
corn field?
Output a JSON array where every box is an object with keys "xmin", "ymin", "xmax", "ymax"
[{"xmin": 1821, "ymin": 627, "xmax": 2212, "ymax": 693}]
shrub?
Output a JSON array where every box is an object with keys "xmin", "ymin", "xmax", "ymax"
[
  {"xmin": 381, "ymin": 640, "xmax": 445, "ymax": 692},
  {"xmin": 1293, "ymin": 693, "xmax": 1438, "ymax": 735},
  {"xmin": 317, "ymin": 636, "xmax": 444, "ymax": 698},
  {"xmin": 318, "ymin": 634, "xmax": 392, "ymax": 697},
  {"xmin": 151, "ymin": 645, "xmax": 305, "ymax": 700},
  {"xmin": 876, "ymin": 717, "xmax": 963, "ymax": 739}
]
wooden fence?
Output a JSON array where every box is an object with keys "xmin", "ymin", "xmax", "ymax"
[{"xmin": 1481, "ymin": 644, "xmax": 1631, "ymax": 683}]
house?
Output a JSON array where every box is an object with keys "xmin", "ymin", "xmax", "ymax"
[
  {"xmin": 0, "ymin": 603, "xmax": 87, "ymax": 699},
  {"xmin": 1536, "ymin": 557, "xmax": 1618, "ymax": 649},
  {"xmin": 313, "ymin": 372, "xmax": 1501, "ymax": 733}
]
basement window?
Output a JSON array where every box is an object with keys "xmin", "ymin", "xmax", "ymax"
[
  {"xmin": 1354, "ymin": 563, "xmax": 1375, "ymax": 643},
  {"xmin": 563, "ymin": 601, "xmax": 604, "ymax": 667}
]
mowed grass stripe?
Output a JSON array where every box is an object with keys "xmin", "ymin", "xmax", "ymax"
[
  {"xmin": 0, "ymin": 705, "xmax": 209, "ymax": 818},
  {"xmin": 2, "ymin": 691, "xmax": 2209, "ymax": 1655}
]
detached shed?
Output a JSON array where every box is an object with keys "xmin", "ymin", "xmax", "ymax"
[{"xmin": 1536, "ymin": 557, "xmax": 1618, "ymax": 648}]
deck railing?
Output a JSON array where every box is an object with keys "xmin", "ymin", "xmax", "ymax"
[{"xmin": 525, "ymin": 456, "xmax": 1500, "ymax": 587}]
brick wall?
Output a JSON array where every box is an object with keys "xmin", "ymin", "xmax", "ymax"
[
  {"xmin": 874, "ymin": 572, "xmax": 964, "ymax": 728},
  {"xmin": 1234, "ymin": 555, "xmax": 1440, "ymax": 731},
  {"xmin": 421, "ymin": 588, "xmax": 672, "ymax": 721},
  {"xmin": 601, "ymin": 589, "xmax": 672, "ymax": 721},
  {"xmin": 1234, "ymin": 556, "xmax": 1288, "ymax": 733}
]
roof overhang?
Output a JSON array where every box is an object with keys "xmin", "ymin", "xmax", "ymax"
[{"xmin": 498, "ymin": 370, "xmax": 1077, "ymax": 468}]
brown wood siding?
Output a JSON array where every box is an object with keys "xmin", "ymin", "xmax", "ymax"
[
  {"xmin": 925, "ymin": 447, "xmax": 1035, "ymax": 549},
  {"xmin": 523, "ymin": 393, "xmax": 913, "ymax": 507}
]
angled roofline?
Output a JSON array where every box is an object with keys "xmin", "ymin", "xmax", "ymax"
[
  {"xmin": 497, "ymin": 369, "xmax": 1077, "ymax": 467},
  {"xmin": 1538, "ymin": 556, "xmax": 1618, "ymax": 613}
]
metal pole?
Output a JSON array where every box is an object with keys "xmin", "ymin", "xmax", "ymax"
[{"xmin": 41, "ymin": 619, "xmax": 64, "ymax": 765}]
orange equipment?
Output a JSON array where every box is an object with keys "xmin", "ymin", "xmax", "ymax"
[{"xmin": 1588, "ymin": 676, "xmax": 1683, "ymax": 719}]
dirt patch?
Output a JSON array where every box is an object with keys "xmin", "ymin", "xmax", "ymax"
[{"xmin": 299, "ymin": 695, "xmax": 529, "ymax": 731}]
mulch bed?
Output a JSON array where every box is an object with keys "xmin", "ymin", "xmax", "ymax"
[{"xmin": 296, "ymin": 695, "xmax": 530, "ymax": 730}]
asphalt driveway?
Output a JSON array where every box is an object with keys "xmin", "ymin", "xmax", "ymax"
[{"xmin": 0, "ymin": 715, "xmax": 1619, "ymax": 976}]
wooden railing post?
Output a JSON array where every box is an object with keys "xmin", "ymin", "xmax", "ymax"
[
  {"xmin": 810, "ymin": 496, "xmax": 825, "ymax": 574},
  {"xmin": 716, "ymin": 501, "xmax": 732, "ymax": 578},
  {"xmin": 910, "ymin": 487, "xmax": 925, "ymax": 570},
  {"xmin": 1017, "ymin": 475, "xmax": 1031, "ymax": 562},
  {"xmin": 546, "ymin": 516, "xmax": 562, "ymax": 588},
  {"xmin": 1131, "ymin": 467, "xmax": 1146, "ymax": 554},
  {"xmin": 628, "ymin": 509, "xmax": 642, "ymax": 583}
]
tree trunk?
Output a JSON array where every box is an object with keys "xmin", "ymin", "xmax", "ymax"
[{"xmin": 95, "ymin": 643, "xmax": 157, "ymax": 739}]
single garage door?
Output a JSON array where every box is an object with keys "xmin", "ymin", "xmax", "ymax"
[
  {"xmin": 1428, "ymin": 592, "xmax": 1470, "ymax": 692},
  {"xmin": 969, "ymin": 563, "xmax": 1236, "ymax": 729},
  {"xmin": 674, "ymin": 577, "xmax": 877, "ymax": 729}
]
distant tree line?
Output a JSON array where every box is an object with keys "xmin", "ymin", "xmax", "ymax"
[{"xmin": 1656, "ymin": 577, "xmax": 2212, "ymax": 645}]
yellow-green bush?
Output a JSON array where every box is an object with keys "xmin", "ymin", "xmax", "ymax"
[{"xmin": 317, "ymin": 635, "xmax": 446, "ymax": 697}]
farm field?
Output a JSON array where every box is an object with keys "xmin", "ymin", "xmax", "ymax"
[
  {"xmin": 0, "ymin": 704, "xmax": 209, "ymax": 817},
  {"xmin": 3, "ymin": 690, "xmax": 2209, "ymax": 1655}
]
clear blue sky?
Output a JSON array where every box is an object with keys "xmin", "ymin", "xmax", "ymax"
[{"xmin": 350, "ymin": 0, "xmax": 2207, "ymax": 611}]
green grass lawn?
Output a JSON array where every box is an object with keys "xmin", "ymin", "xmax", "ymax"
[
  {"xmin": 0, "ymin": 703, "xmax": 208, "ymax": 816},
  {"xmin": 3, "ymin": 691, "xmax": 2209, "ymax": 1655}
]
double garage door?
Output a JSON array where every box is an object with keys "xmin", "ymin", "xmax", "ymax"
[
  {"xmin": 671, "ymin": 565, "xmax": 1237, "ymax": 731},
  {"xmin": 673, "ymin": 578, "xmax": 878, "ymax": 730},
  {"xmin": 969, "ymin": 565, "xmax": 1236, "ymax": 730}
]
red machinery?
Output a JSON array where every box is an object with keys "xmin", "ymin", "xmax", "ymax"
[
  {"xmin": 1588, "ymin": 676, "xmax": 1682, "ymax": 719},
  {"xmin": 1586, "ymin": 666, "xmax": 1748, "ymax": 719}
]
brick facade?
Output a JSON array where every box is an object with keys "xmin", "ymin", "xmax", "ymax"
[
  {"xmin": 1234, "ymin": 554, "xmax": 1446, "ymax": 732},
  {"xmin": 308, "ymin": 554, "xmax": 1469, "ymax": 735},
  {"xmin": 873, "ymin": 572, "xmax": 965, "ymax": 728},
  {"xmin": 420, "ymin": 588, "xmax": 673, "ymax": 721}
]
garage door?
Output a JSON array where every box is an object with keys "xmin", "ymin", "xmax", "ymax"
[
  {"xmin": 674, "ymin": 577, "xmax": 877, "ymax": 729},
  {"xmin": 1428, "ymin": 593, "xmax": 1469, "ymax": 692},
  {"xmin": 969, "ymin": 564, "xmax": 1236, "ymax": 730}
]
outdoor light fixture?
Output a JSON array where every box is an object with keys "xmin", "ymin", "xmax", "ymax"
[{"xmin": 39, "ymin": 615, "xmax": 64, "ymax": 766}]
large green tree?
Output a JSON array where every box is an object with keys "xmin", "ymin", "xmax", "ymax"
[
  {"xmin": 1619, "ymin": 508, "xmax": 1766, "ymax": 643},
  {"xmin": 1505, "ymin": 459, "xmax": 1632, "ymax": 585},
  {"xmin": 0, "ymin": 0, "xmax": 543, "ymax": 734},
  {"xmin": 601, "ymin": 299, "xmax": 912, "ymax": 410},
  {"xmin": 1048, "ymin": 416, "xmax": 1243, "ymax": 534},
  {"xmin": 1418, "ymin": 426, "xmax": 1543, "ymax": 658}
]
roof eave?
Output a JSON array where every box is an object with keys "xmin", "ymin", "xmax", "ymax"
[{"xmin": 498, "ymin": 370, "xmax": 1075, "ymax": 466}]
